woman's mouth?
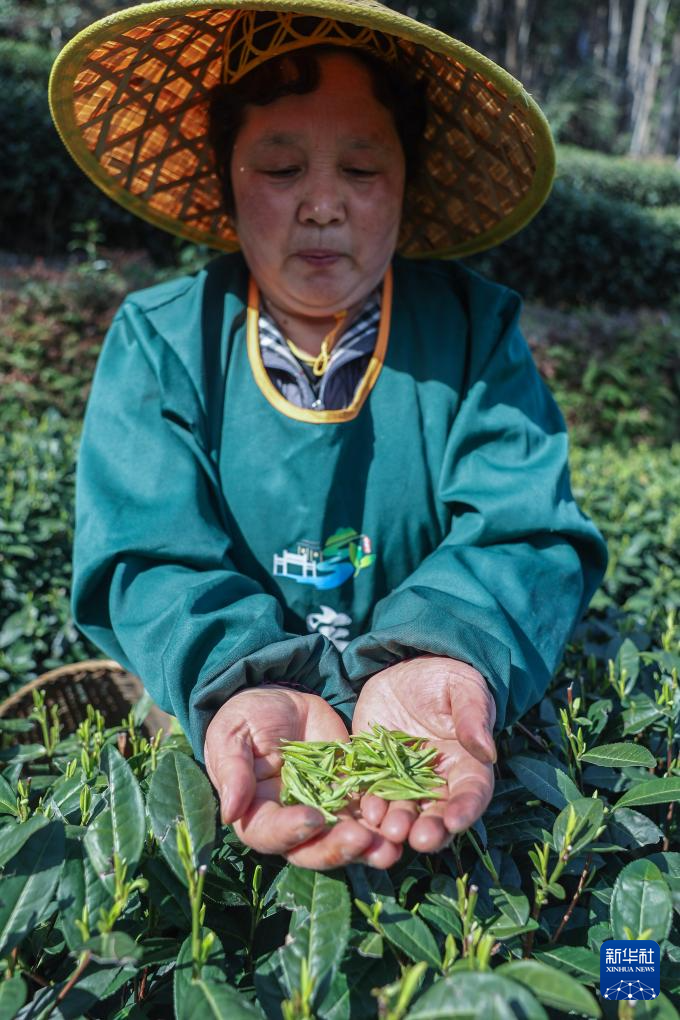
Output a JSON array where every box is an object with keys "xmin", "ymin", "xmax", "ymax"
[{"xmin": 294, "ymin": 250, "xmax": 344, "ymax": 266}]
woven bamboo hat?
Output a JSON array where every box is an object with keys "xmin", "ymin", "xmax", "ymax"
[{"xmin": 48, "ymin": 0, "xmax": 556, "ymax": 259}]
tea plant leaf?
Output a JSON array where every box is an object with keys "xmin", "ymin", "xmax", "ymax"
[
  {"xmin": 0, "ymin": 773, "xmax": 17, "ymax": 816},
  {"xmin": 0, "ymin": 974, "xmax": 27, "ymax": 1015},
  {"xmin": 357, "ymin": 931, "xmax": 383, "ymax": 957},
  {"xmin": 317, "ymin": 954, "xmax": 392, "ymax": 1020},
  {"xmin": 276, "ymin": 869, "xmax": 350, "ymax": 1005},
  {"xmin": 613, "ymin": 777, "xmax": 680, "ymax": 811},
  {"xmin": 579, "ymin": 742, "xmax": 656, "ymax": 768},
  {"xmin": 616, "ymin": 638, "xmax": 641, "ymax": 685},
  {"xmin": 15, "ymin": 963, "xmax": 133, "ymax": 1020},
  {"xmin": 611, "ymin": 859, "xmax": 673, "ymax": 941},
  {"xmin": 84, "ymin": 745, "xmax": 145, "ymax": 890},
  {"xmin": 497, "ymin": 961, "xmax": 601, "ymax": 1017},
  {"xmin": 624, "ymin": 994, "xmax": 680, "ymax": 1020},
  {"xmin": 83, "ymin": 854, "xmax": 111, "ymax": 931},
  {"xmin": 532, "ymin": 946, "xmax": 600, "ymax": 984},
  {"xmin": 506, "ymin": 755, "xmax": 580, "ymax": 810},
  {"xmin": 552, "ymin": 797, "xmax": 604, "ymax": 855},
  {"xmin": 0, "ymin": 743, "xmax": 46, "ymax": 764},
  {"xmin": 177, "ymin": 976, "xmax": 265, "ymax": 1019},
  {"xmin": 83, "ymin": 931, "xmax": 142, "ymax": 964},
  {"xmin": 647, "ymin": 852, "xmax": 680, "ymax": 913},
  {"xmin": 622, "ymin": 693, "xmax": 664, "ymax": 734},
  {"xmin": 148, "ymin": 750, "xmax": 216, "ymax": 884},
  {"xmin": 56, "ymin": 835, "xmax": 87, "ymax": 952},
  {"xmin": 0, "ymin": 819, "xmax": 64, "ymax": 957},
  {"xmin": 375, "ymin": 899, "xmax": 441, "ymax": 971},
  {"xmin": 142, "ymin": 855, "xmax": 192, "ymax": 923},
  {"xmin": 0, "ymin": 815, "xmax": 50, "ymax": 868},
  {"xmin": 417, "ymin": 902, "xmax": 463, "ymax": 938},
  {"xmin": 47, "ymin": 774, "xmax": 87, "ymax": 823},
  {"xmin": 486, "ymin": 887, "xmax": 538, "ymax": 938},
  {"xmin": 606, "ymin": 807, "xmax": 664, "ymax": 849},
  {"xmin": 405, "ymin": 972, "xmax": 548, "ymax": 1019},
  {"xmin": 173, "ymin": 926, "xmax": 229, "ymax": 1014}
]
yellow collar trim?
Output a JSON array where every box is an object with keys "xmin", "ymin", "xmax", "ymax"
[{"xmin": 246, "ymin": 268, "xmax": 392, "ymax": 424}]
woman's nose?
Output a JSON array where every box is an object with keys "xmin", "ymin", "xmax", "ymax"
[{"xmin": 297, "ymin": 172, "xmax": 346, "ymax": 226}]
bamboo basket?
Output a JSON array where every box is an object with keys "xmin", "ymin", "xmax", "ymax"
[{"xmin": 0, "ymin": 660, "xmax": 171, "ymax": 743}]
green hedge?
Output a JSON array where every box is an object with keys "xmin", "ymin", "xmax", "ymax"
[
  {"xmin": 557, "ymin": 143, "xmax": 680, "ymax": 209},
  {"xmin": 0, "ymin": 39, "xmax": 167, "ymax": 255},
  {"xmin": 466, "ymin": 180, "xmax": 680, "ymax": 308}
]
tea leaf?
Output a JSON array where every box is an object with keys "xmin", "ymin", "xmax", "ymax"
[
  {"xmin": 0, "ymin": 772, "xmax": 17, "ymax": 816},
  {"xmin": 357, "ymin": 931, "xmax": 383, "ymax": 958},
  {"xmin": 580, "ymin": 742, "xmax": 655, "ymax": 768},
  {"xmin": 83, "ymin": 930, "xmax": 142, "ymax": 964},
  {"xmin": 497, "ymin": 961, "xmax": 601, "ymax": 1017},
  {"xmin": 406, "ymin": 972, "xmax": 548, "ymax": 1018},
  {"xmin": 552, "ymin": 797, "xmax": 604, "ymax": 855},
  {"xmin": 276, "ymin": 868, "xmax": 351, "ymax": 1003},
  {"xmin": 0, "ymin": 814, "xmax": 50, "ymax": 868},
  {"xmin": 611, "ymin": 859, "xmax": 673, "ymax": 941},
  {"xmin": 0, "ymin": 819, "xmax": 65, "ymax": 957},
  {"xmin": 0, "ymin": 974, "xmax": 27, "ymax": 1015},
  {"xmin": 615, "ymin": 638, "xmax": 641, "ymax": 685},
  {"xmin": 606, "ymin": 807, "xmax": 664, "ymax": 849},
  {"xmin": 613, "ymin": 777, "xmax": 680, "ymax": 811},
  {"xmin": 375, "ymin": 898, "xmax": 441, "ymax": 971},
  {"xmin": 175, "ymin": 975, "xmax": 264, "ymax": 1019},
  {"xmin": 533, "ymin": 945, "xmax": 600, "ymax": 984},
  {"xmin": 84, "ymin": 744, "xmax": 145, "ymax": 890},
  {"xmin": 148, "ymin": 751, "xmax": 216, "ymax": 883},
  {"xmin": 507, "ymin": 755, "xmax": 581, "ymax": 810}
]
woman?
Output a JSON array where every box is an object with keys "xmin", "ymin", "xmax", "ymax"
[{"xmin": 50, "ymin": 2, "xmax": 608, "ymax": 871}]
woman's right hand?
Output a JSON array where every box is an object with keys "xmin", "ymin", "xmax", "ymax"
[{"xmin": 204, "ymin": 686, "xmax": 402, "ymax": 870}]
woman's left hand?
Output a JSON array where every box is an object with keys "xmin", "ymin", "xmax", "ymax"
[{"xmin": 351, "ymin": 655, "xmax": 497, "ymax": 853}]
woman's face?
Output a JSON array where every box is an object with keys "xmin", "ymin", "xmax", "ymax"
[{"xmin": 230, "ymin": 52, "xmax": 406, "ymax": 319}]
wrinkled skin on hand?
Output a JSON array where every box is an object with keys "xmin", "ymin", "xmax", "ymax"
[
  {"xmin": 204, "ymin": 655, "xmax": 496, "ymax": 869},
  {"xmin": 204, "ymin": 686, "xmax": 403, "ymax": 870},
  {"xmin": 352, "ymin": 655, "xmax": 497, "ymax": 853}
]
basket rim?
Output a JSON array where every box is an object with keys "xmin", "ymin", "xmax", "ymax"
[{"xmin": 0, "ymin": 659, "xmax": 133, "ymax": 718}]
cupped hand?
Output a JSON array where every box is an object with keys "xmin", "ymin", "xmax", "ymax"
[
  {"xmin": 352, "ymin": 655, "xmax": 497, "ymax": 853},
  {"xmin": 204, "ymin": 686, "xmax": 402, "ymax": 870}
]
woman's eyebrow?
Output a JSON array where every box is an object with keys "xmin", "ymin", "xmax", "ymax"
[
  {"xmin": 252, "ymin": 133, "xmax": 388, "ymax": 151},
  {"xmin": 253, "ymin": 132, "xmax": 303, "ymax": 149}
]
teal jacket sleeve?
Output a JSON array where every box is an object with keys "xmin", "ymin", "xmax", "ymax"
[
  {"xmin": 71, "ymin": 299, "xmax": 356, "ymax": 760},
  {"xmin": 341, "ymin": 281, "xmax": 608, "ymax": 732}
]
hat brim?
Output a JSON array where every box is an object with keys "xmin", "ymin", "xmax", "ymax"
[{"xmin": 49, "ymin": 0, "xmax": 556, "ymax": 258}]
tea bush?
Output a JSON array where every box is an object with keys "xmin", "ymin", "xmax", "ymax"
[
  {"xmin": 0, "ymin": 603, "xmax": 678, "ymax": 1017},
  {"xmin": 0, "ymin": 40, "xmax": 167, "ymax": 255},
  {"xmin": 522, "ymin": 304, "xmax": 680, "ymax": 449},
  {"xmin": 556, "ymin": 146, "xmax": 680, "ymax": 210},
  {"xmin": 466, "ymin": 180, "xmax": 680, "ymax": 309}
]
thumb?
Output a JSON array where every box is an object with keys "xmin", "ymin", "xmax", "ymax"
[
  {"xmin": 449, "ymin": 674, "xmax": 497, "ymax": 765},
  {"xmin": 204, "ymin": 719, "xmax": 257, "ymax": 825}
]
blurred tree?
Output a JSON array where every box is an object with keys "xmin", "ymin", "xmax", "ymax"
[{"xmin": 629, "ymin": 0, "xmax": 670, "ymax": 155}]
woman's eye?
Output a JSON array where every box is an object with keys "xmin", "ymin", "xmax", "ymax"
[
  {"xmin": 264, "ymin": 166, "xmax": 300, "ymax": 178},
  {"xmin": 344, "ymin": 167, "xmax": 378, "ymax": 178}
]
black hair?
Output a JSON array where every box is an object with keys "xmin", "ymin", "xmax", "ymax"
[{"xmin": 207, "ymin": 44, "xmax": 428, "ymax": 217}]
